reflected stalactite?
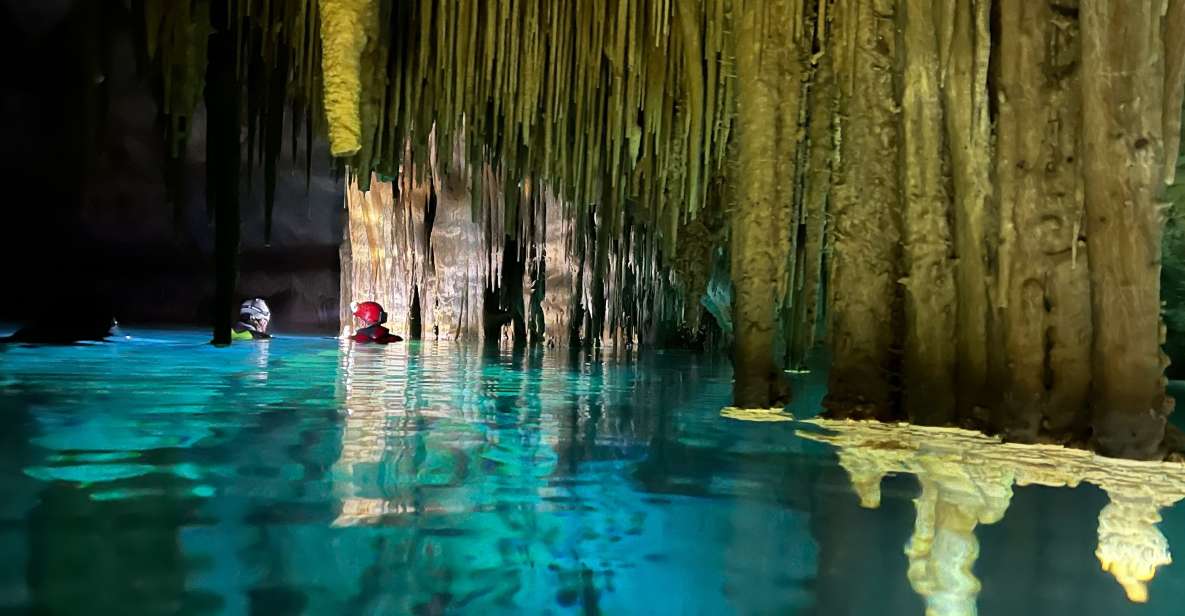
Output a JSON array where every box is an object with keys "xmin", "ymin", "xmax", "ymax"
[
  {"xmin": 1085, "ymin": 460, "xmax": 1185, "ymax": 602},
  {"xmin": 1095, "ymin": 488, "xmax": 1171, "ymax": 603},
  {"xmin": 901, "ymin": 464, "xmax": 1012, "ymax": 616},
  {"xmin": 327, "ymin": 342, "xmax": 589, "ymax": 611},
  {"xmin": 797, "ymin": 419, "xmax": 1185, "ymax": 609},
  {"xmin": 331, "ymin": 343, "xmax": 388, "ymax": 526}
]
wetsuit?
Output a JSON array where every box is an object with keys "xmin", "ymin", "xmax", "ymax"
[
  {"xmin": 352, "ymin": 324, "xmax": 403, "ymax": 344},
  {"xmin": 231, "ymin": 323, "xmax": 271, "ymax": 341}
]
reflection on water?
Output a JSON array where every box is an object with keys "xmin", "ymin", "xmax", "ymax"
[
  {"xmin": 2, "ymin": 329, "xmax": 1185, "ymax": 614},
  {"xmin": 798, "ymin": 419, "xmax": 1185, "ymax": 611}
]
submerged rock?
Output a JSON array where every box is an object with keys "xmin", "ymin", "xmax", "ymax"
[{"xmin": 4, "ymin": 315, "xmax": 118, "ymax": 344}]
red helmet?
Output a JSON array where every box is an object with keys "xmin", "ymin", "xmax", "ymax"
[{"xmin": 352, "ymin": 301, "xmax": 387, "ymax": 325}]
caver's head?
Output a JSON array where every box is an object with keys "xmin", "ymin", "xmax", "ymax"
[
  {"xmin": 352, "ymin": 301, "xmax": 387, "ymax": 327},
  {"xmin": 239, "ymin": 298, "xmax": 271, "ymax": 332}
]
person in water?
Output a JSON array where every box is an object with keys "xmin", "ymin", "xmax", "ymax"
[
  {"xmin": 351, "ymin": 301, "xmax": 403, "ymax": 343},
  {"xmin": 231, "ymin": 298, "xmax": 272, "ymax": 341}
]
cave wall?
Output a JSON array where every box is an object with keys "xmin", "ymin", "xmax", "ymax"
[
  {"xmin": 0, "ymin": 0, "xmax": 343, "ymax": 332},
  {"xmin": 810, "ymin": 0, "xmax": 1185, "ymax": 459}
]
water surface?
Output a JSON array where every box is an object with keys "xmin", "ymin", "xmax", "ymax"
[{"xmin": 1, "ymin": 329, "xmax": 1183, "ymax": 615}]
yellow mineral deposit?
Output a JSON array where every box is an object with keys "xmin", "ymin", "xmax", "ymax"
[
  {"xmin": 796, "ymin": 419, "xmax": 1185, "ymax": 609},
  {"xmin": 1094, "ymin": 491, "xmax": 1170, "ymax": 603},
  {"xmin": 318, "ymin": 0, "xmax": 376, "ymax": 157},
  {"xmin": 719, "ymin": 407, "xmax": 796, "ymax": 422}
]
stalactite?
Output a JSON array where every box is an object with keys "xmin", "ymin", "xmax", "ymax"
[
  {"xmin": 207, "ymin": 0, "xmax": 242, "ymax": 345},
  {"xmin": 787, "ymin": 26, "xmax": 834, "ymax": 371},
  {"xmin": 1163, "ymin": 0, "xmax": 1185, "ymax": 186},
  {"xmin": 348, "ymin": 0, "xmax": 388, "ymax": 192},
  {"xmin": 776, "ymin": 42, "xmax": 812, "ymax": 373},
  {"xmin": 824, "ymin": 0, "xmax": 901, "ymax": 420},
  {"xmin": 897, "ymin": 0, "xmax": 957, "ymax": 424},
  {"xmin": 729, "ymin": 0, "xmax": 799, "ymax": 409},
  {"xmin": 319, "ymin": 0, "xmax": 735, "ymax": 269},
  {"xmin": 338, "ymin": 215, "xmax": 354, "ymax": 337},
  {"xmin": 245, "ymin": 29, "xmax": 265, "ymax": 190},
  {"xmin": 676, "ymin": 0, "xmax": 706, "ymax": 219},
  {"xmin": 938, "ymin": 0, "xmax": 994, "ymax": 424},
  {"xmin": 144, "ymin": 0, "xmax": 210, "ymax": 157},
  {"xmin": 1081, "ymin": 0, "xmax": 1172, "ymax": 459},
  {"xmin": 319, "ymin": 0, "xmax": 375, "ymax": 157},
  {"xmin": 143, "ymin": 0, "xmax": 211, "ymax": 231},
  {"xmin": 995, "ymin": 0, "xmax": 1092, "ymax": 442},
  {"xmin": 263, "ymin": 43, "xmax": 289, "ymax": 244}
]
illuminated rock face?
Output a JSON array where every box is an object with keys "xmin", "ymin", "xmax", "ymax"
[
  {"xmin": 341, "ymin": 179, "xmax": 400, "ymax": 337},
  {"xmin": 342, "ymin": 164, "xmax": 685, "ymax": 347},
  {"xmin": 427, "ymin": 171, "xmax": 485, "ymax": 341},
  {"xmin": 796, "ymin": 419, "xmax": 1185, "ymax": 609},
  {"xmin": 342, "ymin": 169, "xmax": 488, "ymax": 342},
  {"xmin": 541, "ymin": 195, "xmax": 574, "ymax": 344}
]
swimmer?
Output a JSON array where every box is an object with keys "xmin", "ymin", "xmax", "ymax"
[
  {"xmin": 351, "ymin": 301, "xmax": 403, "ymax": 344},
  {"xmin": 231, "ymin": 298, "xmax": 272, "ymax": 341}
]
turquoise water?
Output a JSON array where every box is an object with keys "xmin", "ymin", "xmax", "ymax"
[{"xmin": 1, "ymin": 329, "xmax": 1184, "ymax": 615}]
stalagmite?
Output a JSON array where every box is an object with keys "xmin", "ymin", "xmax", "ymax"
[
  {"xmin": 897, "ymin": 0, "xmax": 957, "ymax": 424},
  {"xmin": 729, "ymin": 0, "xmax": 799, "ymax": 408},
  {"xmin": 1081, "ymin": 0, "xmax": 1172, "ymax": 459},
  {"xmin": 995, "ymin": 0, "xmax": 1092, "ymax": 441},
  {"xmin": 825, "ymin": 0, "xmax": 901, "ymax": 420}
]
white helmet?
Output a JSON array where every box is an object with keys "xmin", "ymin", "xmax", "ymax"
[{"xmin": 239, "ymin": 298, "xmax": 271, "ymax": 322}]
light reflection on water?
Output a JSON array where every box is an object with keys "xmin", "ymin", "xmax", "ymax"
[{"xmin": 0, "ymin": 329, "xmax": 1183, "ymax": 614}]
